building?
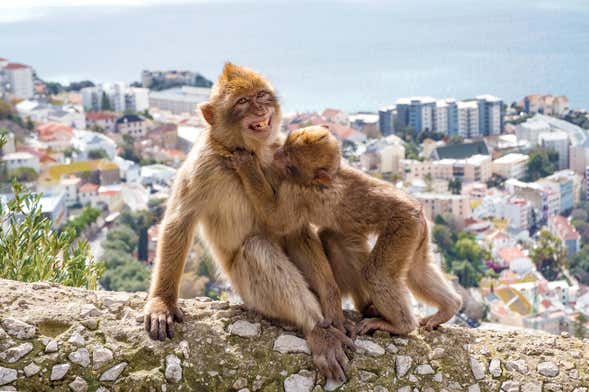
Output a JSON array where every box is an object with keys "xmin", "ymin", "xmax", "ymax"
[
  {"xmin": 115, "ymin": 114, "xmax": 146, "ymax": 137},
  {"xmin": 539, "ymin": 170, "xmax": 581, "ymax": 213},
  {"xmin": 395, "ymin": 97, "xmax": 436, "ymax": 132},
  {"xmin": 477, "ymin": 194, "xmax": 531, "ymax": 231},
  {"xmin": 85, "ymin": 111, "xmax": 118, "ymax": 133},
  {"xmin": 523, "ymin": 95, "xmax": 569, "ymax": 116},
  {"xmin": 492, "ymin": 153, "xmax": 529, "ymax": 179},
  {"xmin": 114, "ymin": 156, "xmax": 140, "ymax": 183},
  {"xmin": 431, "ymin": 140, "xmax": 489, "ymax": 160},
  {"xmin": 401, "ymin": 154, "xmax": 491, "ymax": 183},
  {"xmin": 79, "ymin": 183, "xmax": 100, "ymax": 207},
  {"xmin": 39, "ymin": 192, "xmax": 67, "ymax": 227},
  {"xmin": 60, "ymin": 176, "xmax": 81, "ymax": 206},
  {"xmin": 140, "ymin": 164, "xmax": 177, "ymax": 187},
  {"xmin": 539, "ymin": 131, "xmax": 569, "ymax": 170},
  {"xmin": 71, "ymin": 130, "xmax": 117, "ymax": 160},
  {"xmin": 141, "ymin": 69, "xmax": 212, "ymax": 90},
  {"xmin": 476, "ymin": 95, "xmax": 503, "ymax": 136},
  {"xmin": 505, "ymin": 179, "xmax": 558, "ymax": 223},
  {"xmin": 413, "ymin": 193, "xmax": 471, "ymax": 223},
  {"xmin": 146, "ymin": 123, "xmax": 179, "ymax": 149},
  {"xmin": 456, "ymin": 100, "xmax": 480, "ymax": 138},
  {"xmin": 349, "ymin": 113, "xmax": 379, "ymax": 138},
  {"xmin": 322, "ymin": 108, "xmax": 349, "ymax": 126},
  {"xmin": 378, "ymin": 106, "xmax": 395, "ymax": 136},
  {"xmin": 516, "ymin": 120, "xmax": 550, "ymax": 146},
  {"xmin": 379, "ymin": 142, "xmax": 405, "ymax": 174},
  {"xmin": 1, "ymin": 132, "xmax": 15, "ymax": 154},
  {"xmin": 43, "ymin": 159, "xmax": 120, "ymax": 186},
  {"xmin": 1, "ymin": 152, "xmax": 40, "ymax": 173},
  {"xmin": 36, "ymin": 122, "xmax": 74, "ymax": 151},
  {"xmin": 148, "ymin": 86, "xmax": 211, "ymax": 115},
  {"xmin": 569, "ymin": 145, "xmax": 589, "ymax": 176},
  {"xmin": 548, "ymin": 215, "xmax": 581, "ymax": 258},
  {"xmin": 2, "ymin": 62, "xmax": 34, "ymax": 99},
  {"xmin": 82, "ymin": 83, "xmax": 148, "ymax": 112},
  {"xmin": 16, "ymin": 101, "xmax": 86, "ymax": 129}
]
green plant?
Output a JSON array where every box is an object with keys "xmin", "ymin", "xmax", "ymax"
[{"xmin": 0, "ymin": 182, "xmax": 104, "ymax": 288}]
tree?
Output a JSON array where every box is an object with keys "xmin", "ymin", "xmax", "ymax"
[
  {"xmin": 448, "ymin": 135, "xmax": 464, "ymax": 145},
  {"xmin": 25, "ymin": 117, "xmax": 34, "ymax": 131},
  {"xmin": 574, "ymin": 313, "xmax": 587, "ymax": 339},
  {"xmin": 100, "ymin": 259, "xmax": 150, "ymax": 292},
  {"xmin": 452, "ymin": 260, "xmax": 479, "ymax": 288},
  {"xmin": 106, "ymin": 226, "xmax": 138, "ymax": 253},
  {"xmin": 0, "ymin": 182, "xmax": 103, "ymax": 288},
  {"xmin": 432, "ymin": 224, "xmax": 453, "ymax": 250},
  {"xmin": 4, "ymin": 167, "xmax": 38, "ymax": 183},
  {"xmin": 101, "ymin": 92, "xmax": 112, "ymax": 111},
  {"xmin": 531, "ymin": 229, "xmax": 567, "ymax": 280},
  {"xmin": 448, "ymin": 177, "xmax": 462, "ymax": 195},
  {"xmin": 525, "ymin": 147, "xmax": 558, "ymax": 181},
  {"xmin": 0, "ymin": 100, "xmax": 14, "ymax": 120},
  {"xmin": 88, "ymin": 149, "xmax": 109, "ymax": 159},
  {"xmin": 570, "ymin": 247, "xmax": 589, "ymax": 284}
]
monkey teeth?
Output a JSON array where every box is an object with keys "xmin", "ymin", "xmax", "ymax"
[{"xmin": 250, "ymin": 119, "xmax": 270, "ymax": 131}]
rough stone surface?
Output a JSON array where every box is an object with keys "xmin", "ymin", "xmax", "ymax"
[
  {"xmin": 355, "ymin": 338, "xmax": 385, "ymax": 357},
  {"xmin": 0, "ymin": 342, "xmax": 33, "ymax": 363},
  {"xmin": 0, "ymin": 279, "xmax": 588, "ymax": 391},
  {"xmin": 164, "ymin": 354, "xmax": 182, "ymax": 383},
  {"xmin": 537, "ymin": 361, "xmax": 559, "ymax": 377},
  {"xmin": 273, "ymin": 334, "xmax": 310, "ymax": 354}
]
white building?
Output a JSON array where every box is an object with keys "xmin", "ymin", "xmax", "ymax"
[
  {"xmin": 141, "ymin": 164, "xmax": 177, "ymax": 187},
  {"xmin": 114, "ymin": 156, "xmax": 141, "ymax": 183},
  {"xmin": 149, "ymin": 86, "xmax": 211, "ymax": 115},
  {"xmin": 82, "ymin": 83, "xmax": 149, "ymax": 112},
  {"xmin": 1, "ymin": 132, "xmax": 15, "ymax": 154},
  {"xmin": 539, "ymin": 131, "xmax": 569, "ymax": 170},
  {"xmin": 516, "ymin": 119, "xmax": 550, "ymax": 146},
  {"xmin": 457, "ymin": 101, "xmax": 480, "ymax": 138},
  {"xmin": 1, "ymin": 152, "xmax": 40, "ymax": 173},
  {"xmin": 60, "ymin": 176, "xmax": 81, "ymax": 206},
  {"xmin": 492, "ymin": 153, "xmax": 529, "ymax": 179},
  {"xmin": 413, "ymin": 192, "xmax": 471, "ymax": 223},
  {"xmin": 71, "ymin": 130, "xmax": 117, "ymax": 160},
  {"xmin": 79, "ymin": 183, "xmax": 100, "ymax": 207},
  {"xmin": 2, "ymin": 62, "xmax": 34, "ymax": 99}
]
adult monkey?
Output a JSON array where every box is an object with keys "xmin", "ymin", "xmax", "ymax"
[{"xmin": 144, "ymin": 63, "xmax": 353, "ymax": 381}]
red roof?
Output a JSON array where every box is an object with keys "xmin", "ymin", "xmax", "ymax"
[
  {"xmin": 86, "ymin": 111, "xmax": 118, "ymax": 121},
  {"xmin": 497, "ymin": 247, "xmax": 525, "ymax": 264},
  {"xmin": 4, "ymin": 63, "xmax": 29, "ymax": 70},
  {"xmin": 550, "ymin": 215, "xmax": 581, "ymax": 241},
  {"xmin": 329, "ymin": 123, "xmax": 361, "ymax": 140},
  {"xmin": 37, "ymin": 122, "xmax": 74, "ymax": 142},
  {"xmin": 79, "ymin": 183, "xmax": 99, "ymax": 193},
  {"xmin": 322, "ymin": 108, "xmax": 342, "ymax": 119}
]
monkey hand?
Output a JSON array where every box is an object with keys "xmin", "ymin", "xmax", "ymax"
[
  {"xmin": 144, "ymin": 296, "xmax": 184, "ymax": 341},
  {"xmin": 306, "ymin": 320, "xmax": 356, "ymax": 382},
  {"xmin": 324, "ymin": 309, "xmax": 357, "ymax": 340},
  {"xmin": 229, "ymin": 147, "xmax": 256, "ymax": 169}
]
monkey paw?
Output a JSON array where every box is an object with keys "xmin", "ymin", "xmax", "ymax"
[
  {"xmin": 230, "ymin": 148, "xmax": 256, "ymax": 167},
  {"xmin": 144, "ymin": 297, "xmax": 184, "ymax": 341},
  {"xmin": 307, "ymin": 322, "xmax": 356, "ymax": 382},
  {"xmin": 357, "ymin": 317, "xmax": 415, "ymax": 336}
]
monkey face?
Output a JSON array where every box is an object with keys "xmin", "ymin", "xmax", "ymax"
[
  {"xmin": 231, "ymin": 89, "xmax": 279, "ymax": 141},
  {"xmin": 276, "ymin": 126, "xmax": 341, "ymax": 186}
]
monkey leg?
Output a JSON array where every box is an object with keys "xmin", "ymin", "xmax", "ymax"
[
  {"xmin": 407, "ymin": 236, "xmax": 462, "ymax": 331},
  {"xmin": 319, "ymin": 229, "xmax": 372, "ymax": 315},
  {"xmin": 284, "ymin": 226, "xmax": 354, "ymax": 337},
  {"xmin": 231, "ymin": 234, "xmax": 353, "ymax": 381},
  {"xmin": 359, "ymin": 215, "xmax": 421, "ymax": 336}
]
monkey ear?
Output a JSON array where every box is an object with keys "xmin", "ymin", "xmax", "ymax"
[
  {"xmin": 320, "ymin": 124, "xmax": 330, "ymax": 130},
  {"xmin": 314, "ymin": 168, "xmax": 333, "ymax": 185},
  {"xmin": 200, "ymin": 102, "xmax": 215, "ymax": 125}
]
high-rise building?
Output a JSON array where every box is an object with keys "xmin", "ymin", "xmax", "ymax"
[
  {"xmin": 378, "ymin": 106, "xmax": 395, "ymax": 136},
  {"xmin": 476, "ymin": 95, "xmax": 503, "ymax": 136},
  {"xmin": 82, "ymin": 83, "xmax": 149, "ymax": 113},
  {"xmin": 395, "ymin": 97, "xmax": 436, "ymax": 132},
  {"xmin": 457, "ymin": 101, "xmax": 480, "ymax": 138},
  {"xmin": 539, "ymin": 131, "xmax": 570, "ymax": 170},
  {"xmin": 1, "ymin": 61, "xmax": 34, "ymax": 99}
]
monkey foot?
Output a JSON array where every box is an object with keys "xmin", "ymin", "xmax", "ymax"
[
  {"xmin": 419, "ymin": 311, "xmax": 451, "ymax": 331},
  {"xmin": 356, "ymin": 317, "xmax": 414, "ymax": 336}
]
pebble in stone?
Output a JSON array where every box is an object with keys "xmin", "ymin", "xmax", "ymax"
[
  {"xmin": 397, "ymin": 387, "xmax": 411, "ymax": 392},
  {"xmin": 0, "ymin": 367, "xmax": 17, "ymax": 386},
  {"xmin": 415, "ymin": 364, "xmax": 434, "ymax": 375},
  {"xmin": 68, "ymin": 348, "xmax": 91, "ymax": 368},
  {"xmin": 0, "ymin": 386, "xmax": 17, "ymax": 391},
  {"xmin": 468, "ymin": 384, "xmax": 480, "ymax": 392},
  {"xmin": 2, "ymin": 318, "xmax": 35, "ymax": 339},
  {"xmin": 433, "ymin": 372, "xmax": 443, "ymax": 383},
  {"xmin": 80, "ymin": 304, "xmax": 102, "ymax": 318},
  {"xmin": 324, "ymin": 378, "xmax": 344, "ymax": 391},
  {"xmin": 386, "ymin": 343, "xmax": 398, "ymax": 354},
  {"xmin": 68, "ymin": 333, "xmax": 85, "ymax": 347},
  {"xmin": 228, "ymin": 320, "xmax": 260, "ymax": 338},
  {"xmin": 355, "ymin": 339, "xmax": 385, "ymax": 357},
  {"xmin": 50, "ymin": 363, "xmax": 71, "ymax": 381},
  {"xmin": 501, "ymin": 381, "xmax": 520, "ymax": 392},
  {"xmin": 0, "ymin": 342, "xmax": 33, "ymax": 363},
  {"xmin": 429, "ymin": 347, "xmax": 445, "ymax": 360},
  {"xmin": 373, "ymin": 387, "xmax": 388, "ymax": 392},
  {"xmin": 45, "ymin": 340, "xmax": 58, "ymax": 353},
  {"xmin": 233, "ymin": 377, "xmax": 248, "ymax": 389},
  {"xmin": 507, "ymin": 359, "xmax": 528, "ymax": 374},
  {"xmin": 537, "ymin": 361, "xmax": 559, "ymax": 377},
  {"xmin": 469, "ymin": 356, "xmax": 485, "ymax": 380},
  {"xmin": 358, "ymin": 370, "xmax": 377, "ymax": 382},
  {"xmin": 99, "ymin": 362, "xmax": 127, "ymax": 382},
  {"xmin": 96, "ymin": 387, "xmax": 108, "ymax": 392},
  {"xmin": 396, "ymin": 355, "xmax": 412, "ymax": 378},
  {"xmin": 178, "ymin": 340, "xmax": 190, "ymax": 359},
  {"xmin": 273, "ymin": 334, "xmax": 310, "ymax": 355},
  {"xmin": 393, "ymin": 338, "xmax": 408, "ymax": 346},
  {"xmin": 165, "ymin": 355, "xmax": 182, "ymax": 383},
  {"xmin": 521, "ymin": 382, "xmax": 542, "ymax": 392},
  {"xmin": 68, "ymin": 376, "xmax": 88, "ymax": 392},
  {"xmin": 92, "ymin": 346, "xmax": 114, "ymax": 369},
  {"xmin": 489, "ymin": 358, "xmax": 502, "ymax": 378},
  {"xmin": 23, "ymin": 362, "xmax": 40, "ymax": 377},
  {"xmin": 408, "ymin": 374, "xmax": 418, "ymax": 383},
  {"xmin": 284, "ymin": 371, "xmax": 315, "ymax": 392}
]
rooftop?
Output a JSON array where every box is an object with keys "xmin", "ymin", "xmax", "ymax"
[
  {"xmin": 493, "ymin": 153, "xmax": 529, "ymax": 165},
  {"xmin": 434, "ymin": 141, "xmax": 489, "ymax": 160},
  {"xmin": 4, "ymin": 63, "xmax": 30, "ymax": 70}
]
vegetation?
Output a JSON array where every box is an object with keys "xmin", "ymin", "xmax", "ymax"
[
  {"xmin": 524, "ymin": 147, "xmax": 558, "ymax": 182},
  {"xmin": 1, "ymin": 167, "xmax": 39, "ymax": 183},
  {"xmin": 448, "ymin": 177, "xmax": 462, "ymax": 195},
  {"xmin": 61, "ymin": 206, "xmax": 101, "ymax": 237},
  {"xmin": 562, "ymin": 110, "xmax": 589, "ymax": 130},
  {"xmin": 432, "ymin": 214, "xmax": 489, "ymax": 287},
  {"xmin": 531, "ymin": 229, "xmax": 567, "ymax": 281},
  {"xmin": 0, "ymin": 182, "xmax": 104, "ymax": 288},
  {"xmin": 44, "ymin": 80, "xmax": 95, "ymax": 95},
  {"xmin": 88, "ymin": 148, "xmax": 109, "ymax": 159},
  {"xmin": 120, "ymin": 134, "xmax": 141, "ymax": 163}
]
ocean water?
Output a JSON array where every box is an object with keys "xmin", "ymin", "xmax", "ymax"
[{"xmin": 1, "ymin": 0, "xmax": 588, "ymax": 112}]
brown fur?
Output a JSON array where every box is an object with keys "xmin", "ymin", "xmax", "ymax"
[
  {"xmin": 144, "ymin": 65, "xmax": 351, "ymax": 381},
  {"xmin": 231, "ymin": 125, "xmax": 462, "ymax": 335}
]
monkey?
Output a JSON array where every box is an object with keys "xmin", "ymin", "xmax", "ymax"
[
  {"xmin": 229, "ymin": 125, "xmax": 462, "ymax": 335},
  {"xmin": 144, "ymin": 64, "xmax": 354, "ymax": 382}
]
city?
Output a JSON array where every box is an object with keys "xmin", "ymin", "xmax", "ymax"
[{"xmin": 2, "ymin": 55, "xmax": 589, "ymax": 339}]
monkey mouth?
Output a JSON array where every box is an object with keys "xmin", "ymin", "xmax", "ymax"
[{"xmin": 248, "ymin": 116, "xmax": 272, "ymax": 133}]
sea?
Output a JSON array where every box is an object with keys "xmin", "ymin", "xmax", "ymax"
[{"xmin": 1, "ymin": 0, "xmax": 588, "ymax": 112}]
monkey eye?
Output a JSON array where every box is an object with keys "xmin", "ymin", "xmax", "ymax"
[
  {"xmin": 286, "ymin": 164, "xmax": 299, "ymax": 177},
  {"xmin": 257, "ymin": 91, "xmax": 268, "ymax": 99},
  {"xmin": 236, "ymin": 97, "xmax": 249, "ymax": 105}
]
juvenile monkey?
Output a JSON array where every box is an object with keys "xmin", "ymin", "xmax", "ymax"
[
  {"xmin": 230, "ymin": 125, "xmax": 462, "ymax": 335},
  {"xmin": 144, "ymin": 64, "xmax": 353, "ymax": 381}
]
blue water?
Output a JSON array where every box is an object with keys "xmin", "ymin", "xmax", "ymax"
[{"xmin": 1, "ymin": 0, "xmax": 588, "ymax": 112}]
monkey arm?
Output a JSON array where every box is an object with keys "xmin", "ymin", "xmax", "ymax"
[{"xmin": 232, "ymin": 150, "xmax": 277, "ymax": 208}]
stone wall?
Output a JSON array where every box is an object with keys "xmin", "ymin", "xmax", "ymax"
[{"xmin": 0, "ymin": 279, "xmax": 587, "ymax": 391}]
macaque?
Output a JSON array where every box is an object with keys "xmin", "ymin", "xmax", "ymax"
[
  {"xmin": 144, "ymin": 64, "xmax": 353, "ymax": 382},
  {"xmin": 230, "ymin": 125, "xmax": 462, "ymax": 335}
]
